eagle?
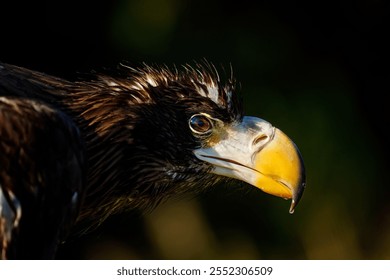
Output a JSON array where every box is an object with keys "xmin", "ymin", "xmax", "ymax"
[{"xmin": 0, "ymin": 61, "xmax": 305, "ymax": 259}]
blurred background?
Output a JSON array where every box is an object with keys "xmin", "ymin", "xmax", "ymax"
[{"xmin": 1, "ymin": 0, "xmax": 389, "ymax": 259}]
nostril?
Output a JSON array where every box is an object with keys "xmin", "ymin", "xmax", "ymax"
[{"xmin": 253, "ymin": 134, "xmax": 268, "ymax": 146}]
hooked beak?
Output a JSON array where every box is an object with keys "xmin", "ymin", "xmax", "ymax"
[{"xmin": 194, "ymin": 116, "xmax": 306, "ymax": 213}]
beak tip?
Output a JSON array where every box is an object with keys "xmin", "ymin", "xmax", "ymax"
[{"xmin": 289, "ymin": 181, "xmax": 306, "ymax": 214}]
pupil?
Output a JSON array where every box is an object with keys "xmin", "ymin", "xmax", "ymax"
[{"xmin": 196, "ymin": 118, "xmax": 205, "ymax": 128}]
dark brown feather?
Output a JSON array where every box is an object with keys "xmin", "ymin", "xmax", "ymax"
[{"xmin": 0, "ymin": 97, "xmax": 85, "ymax": 259}]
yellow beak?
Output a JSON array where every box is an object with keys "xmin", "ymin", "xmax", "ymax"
[
  {"xmin": 253, "ymin": 128, "xmax": 305, "ymax": 213},
  {"xmin": 194, "ymin": 116, "xmax": 305, "ymax": 213}
]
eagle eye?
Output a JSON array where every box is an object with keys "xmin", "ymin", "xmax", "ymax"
[{"xmin": 189, "ymin": 114, "xmax": 213, "ymax": 135}]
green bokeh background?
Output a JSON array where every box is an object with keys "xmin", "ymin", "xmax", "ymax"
[{"xmin": 1, "ymin": 0, "xmax": 389, "ymax": 259}]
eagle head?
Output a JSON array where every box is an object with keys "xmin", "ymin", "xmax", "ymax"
[{"xmin": 88, "ymin": 62, "xmax": 305, "ymax": 215}]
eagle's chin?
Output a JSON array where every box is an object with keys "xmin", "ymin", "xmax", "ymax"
[{"xmin": 194, "ymin": 116, "xmax": 305, "ymax": 213}]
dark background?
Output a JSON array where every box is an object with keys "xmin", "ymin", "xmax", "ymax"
[{"xmin": 1, "ymin": 0, "xmax": 389, "ymax": 259}]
